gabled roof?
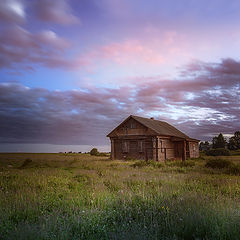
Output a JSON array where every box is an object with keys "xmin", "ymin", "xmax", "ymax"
[
  {"xmin": 107, "ymin": 115, "xmax": 199, "ymax": 140},
  {"xmin": 131, "ymin": 115, "xmax": 189, "ymax": 139}
]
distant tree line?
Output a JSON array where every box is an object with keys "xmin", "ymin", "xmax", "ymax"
[{"xmin": 199, "ymin": 131, "xmax": 240, "ymax": 152}]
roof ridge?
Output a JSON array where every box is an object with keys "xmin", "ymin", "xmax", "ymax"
[
  {"xmin": 131, "ymin": 115, "xmax": 189, "ymax": 139},
  {"xmin": 131, "ymin": 115, "xmax": 166, "ymax": 122}
]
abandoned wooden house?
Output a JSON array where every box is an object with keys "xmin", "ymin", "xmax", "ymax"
[{"xmin": 107, "ymin": 115, "xmax": 199, "ymax": 161}]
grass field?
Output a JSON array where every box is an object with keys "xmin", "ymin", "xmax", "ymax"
[{"xmin": 1, "ymin": 153, "xmax": 240, "ymax": 239}]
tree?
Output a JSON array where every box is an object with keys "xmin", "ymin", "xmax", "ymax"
[
  {"xmin": 212, "ymin": 133, "xmax": 226, "ymax": 149},
  {"xmin": 199, "ymin": 142, "xmax": 204, "ymax": 151},
  {"xmin": 90, "ymin": 148, "xmax": 99, "ymax": 156},
  {"xmin": 228, "ymin": 137, "xmax": 237, "ymax": 150},
  {"xmin": 228, "ymin": 131, "xmax": 240, "ymax": 150},
  {"xmin": 234, "ymin": 131, "xmax": 240, "ymax": 149},
  {"xmin": 199, "ymin": 141, "xmax": 210, "ymax": 151}
]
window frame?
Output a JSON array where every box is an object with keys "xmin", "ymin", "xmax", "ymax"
[{"xmin": 122, "ymin": 141, "xmax": 129, "ymax": 153}]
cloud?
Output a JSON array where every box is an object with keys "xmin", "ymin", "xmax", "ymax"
[
  {"xmin": 0, "ymin": 26, "xmax": 86, "ymax": 70},
  {"xmin": 34, "ymin": 0, "xmax": 80, "ymax": 25},
  {"xmin": 0, "ymin": 83, "xmax": 128, "ymax": 145},
  {"xmin": 0, "ymin": 0, "xmax": 25, "ymax": 23},
  {"xmin": 0, "ymin": 58, "xmax": 240, "ymax": 146},
  {"xmin": 99, "ymin": 40, "xmax": 165, "ymax": 64},
  {"xmin": 36, "ymin": 30, "xmax": 71, "ymax": 50},
  {"xmin": 0, "ymin": 0, "xmax": 84, "ymax": 71},
  {"xmin": 82, "ymin": 38, "xmax": 181, "ymax": 67}
]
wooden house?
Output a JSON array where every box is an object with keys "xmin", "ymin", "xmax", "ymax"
[{"xmin": 107, "ymin": 115, "xmax": 199, "ymax": 161}]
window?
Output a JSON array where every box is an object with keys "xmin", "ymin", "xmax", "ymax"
[
  {"xmin": 130, "ymin": 122, "xmax": 136, "ymax": 129},
  {"xmin": 138, "ymin": 141, "xmax": 144, "ymax": 152},
  {"xmin": 122, "ymin": 141, "xmax": 129, "ymax": 153}
]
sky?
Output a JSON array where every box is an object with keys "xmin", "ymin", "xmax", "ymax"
[{"xmin": 0, "ymin": 0, "xmax": 240, "ymax": 152}]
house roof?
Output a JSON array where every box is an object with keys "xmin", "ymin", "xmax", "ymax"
[
  {"xmin": 131, "ymin": 115, "xmax": 189, "ymax": 139},
  {"xmin": 107, "ymin": 115, "xmax": 199, "ymax": 141}
]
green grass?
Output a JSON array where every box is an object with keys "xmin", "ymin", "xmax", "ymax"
[{"xmin": 1, "ymin": 153, "xmax": 240, "ymax": 239}]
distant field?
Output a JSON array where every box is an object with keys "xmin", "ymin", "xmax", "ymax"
[{"xmin": 1, "ymin": 153, "xmax": 240, "ymax": 239}]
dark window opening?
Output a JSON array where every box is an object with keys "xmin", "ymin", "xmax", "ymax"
[{"xmin": 130, "ymin": 122, "xmax": 136, "ymax": 129}]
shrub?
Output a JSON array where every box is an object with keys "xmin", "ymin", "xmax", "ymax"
[
  {"xmin": 90, "ymin": 148, "xmax": 99, "ymax": 156},
  {"xmin": 224, "ymin": 164, "xmax": 240, "ymax": 175},
  {"xmin": 205, "ymin": 148, "xmax": 230, "ymax": 156},
  {"xmin": 205, "ymin": 158, "xmax": 232, "ymax": 169},
  {"xmin": 230, "ymin": 150, "xmax": 240, "ymax": 156}
]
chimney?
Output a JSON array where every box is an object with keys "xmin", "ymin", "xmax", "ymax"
[{"xmin": 150, "ymin": 117, "xmax": 154, "ymax": 120}]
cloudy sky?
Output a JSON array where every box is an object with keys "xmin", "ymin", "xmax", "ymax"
[{"xmin": 0, "ymin": 0, "xmax": 240, "ymax": 152}]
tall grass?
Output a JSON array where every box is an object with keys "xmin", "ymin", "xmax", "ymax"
[{"xmin": 0, "ymin": 153, "xmax": 240, "ymax": 239}]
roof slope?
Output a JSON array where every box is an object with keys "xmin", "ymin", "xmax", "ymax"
[{"xmin": 131, "ymin": 115, "xmax": 189, "ymax": 139}]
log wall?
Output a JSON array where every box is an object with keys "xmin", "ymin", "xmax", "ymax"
[
  {"xmin": 157, "ymin": 137, "xmax": 175, "ymax": 161},
  {"xmin": 111, "ymin": 137, "xmax": 153, "ymax": 160},
  {"xmin": 188, "ymin": 141, "xmax": 199, "ymax": 158}
]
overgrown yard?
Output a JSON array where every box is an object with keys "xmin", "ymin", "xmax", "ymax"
[{"xmin": 0, "ymin": 153, "xmax": 240, "ymax": 239}]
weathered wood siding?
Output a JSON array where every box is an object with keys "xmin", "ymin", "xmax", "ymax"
[
  {"xmin": 109, "ymin": 118, "xmax": 156, "ymax": 137},
  {"xmin": 188, "ymin": 141, "xmax": 199, "ymax": 158},
  {"xmin": 111, "ymin": 137, "xmax": 152, "ymax": 160},
  {"xmin": 157, "ymin": 137, "xmax": 175, "ymax": 161},
  {"xmin": 109, "ymin": 118, "xmax": 155, "ymax": 160},
  {"xmin": 174, "ymin": 141, "xmax": 184, "ymax": 160}
]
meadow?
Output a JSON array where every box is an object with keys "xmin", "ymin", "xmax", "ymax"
[{"xmin": 0, "ymin": 153, "xmax": 240, "ymax": 240}]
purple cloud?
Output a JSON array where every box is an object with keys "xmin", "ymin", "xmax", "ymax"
[
  {"xmin": 34, "ymin": 0, "xmax": 80, "ymax": 25},
  {"xmin": 0, "ymin": 58, "xmax": 239, "ymax": 146},
  {"xmin": 0, "ymin": 0, "xmax": 25, "ymax": 23},
  {"xmin": 0, "ymin": 26, "xmax": 86, "ymax": 70}
]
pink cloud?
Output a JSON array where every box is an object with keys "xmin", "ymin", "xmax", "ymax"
[{"xmin": 82, "ymin": 40, "xmax": 166, "ymax": 67}]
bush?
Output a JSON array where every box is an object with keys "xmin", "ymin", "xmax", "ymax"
[
  {"xmin": 230, "ymin": 150, "xmax": 240, "ymax": 156},
  {"xmin": 224, "ymin": 164, "xmax": 240, "ymax": 175},
  {"xmin": 90, "ymin": 148, "xmax": 99, "ymax": 156},
  {"xmin": 205, "ymin": 159, "xmax": 232, "ymax": 169},
  {"xmin": 205, "ymin": 148, "xmax": 230, "ymax": 156}
]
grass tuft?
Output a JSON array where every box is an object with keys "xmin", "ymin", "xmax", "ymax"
[
  {"xmin": 131, "ymin": 160, "xmax": 163, "ymax": 168},
  {"xmin": 19, "ymin": 158, "xmax": 33, "ymax": 168},
  {"xmin": 205, "ymin": 158, "xmax": 232, "ymax": 169},
  {"xmin": 224, "ymin": 164, "xmax": 240, "ymax": 175}
]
